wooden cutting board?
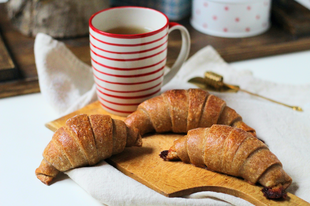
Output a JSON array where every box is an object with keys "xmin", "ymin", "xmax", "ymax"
[{"xmin": 45, "ymin": 101, "xmax": 309, "ymax": 206}]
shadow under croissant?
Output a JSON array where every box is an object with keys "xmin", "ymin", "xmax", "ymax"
[
  {"xmin": 45, "ymin": 172, "xmax": 70, "ymax": 185},
  {"xmin": 286, "ymin": 182, "xmax": 299, "ymax": 195},
  {"xmin": 107, "ymin": 146, "xmax": 154, "ymax": 164},
  {"xmin": 43, "ymin": 146, "xmax": 154, "ymax": 186}
]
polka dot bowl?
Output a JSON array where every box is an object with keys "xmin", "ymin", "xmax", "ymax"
[{"xmin": 190, "ymin": 0, "xmax": 271, "ymax": 38}]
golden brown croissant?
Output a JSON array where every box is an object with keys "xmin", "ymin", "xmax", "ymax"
[
  {"xmin": 35, "ymin": 114, "xmax": 142, "ymax": 185},
  {"xmin": 125, "ymin": 88, "xmax": 255, "ymax": 137},
  {"xmin": 160, "ymin": 125, "xmax": 292, "ymax": 199}
]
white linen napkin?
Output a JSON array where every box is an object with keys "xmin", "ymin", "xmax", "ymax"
[
  {"xmin": 34, "ymin": 33, "xmax": 97, "ymax": 115},
  {"xmin": 34, "ymin": 33, "xmax": 310, "ymax": 205}
]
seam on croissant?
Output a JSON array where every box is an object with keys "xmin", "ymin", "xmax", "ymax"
[
  {"xmin": 217, "ymin": 102, "xmax": 226, "ymax": 124},
  {"xmin": 163, "ymin": 95, "xmax": 171, "ymax": 117},
  {"xmin": 140, "ymin": 107, "xmax": 155, "ymax": 131},
  {"xmin": 86, "ymin": 115, "xmax": 100, "ymax": 161},
  {"xmin": 36, "ymin": 172, "xmax": 54, "ymax": 178},
  {"xmin": 229, "ymin": 115, "xmax": 243, "ymax": 127},
  {"xmin": 219, "ymin": 128, "xmax": 235, "ymax": 170},
  {"xmin": 64, "ymin": 125, "xmax": 90, "ymax": 165},
  {"xmin": 162, "ymin": 93, "xmax": 172, "ymax": 130},
  {"xmin": 53, "ymin": 132, "xmax": 75, "ymax": 168},
  {"xmin": 257, "ymin": 162, "xmax": 283, "ymax": 186},
  {"xmin": 184, "ymin": 135, "xmax": 192, "ymax": 164},
  {"xmin": 238, "ymin": 146, "xmax": 269, "ymax": 177},
  {"xmin": 184, "ymin": 91, "xmax": 190, "ymax": 130},
  {"xmin": 230, "ymin": 135, "xmax": 251, "ymax": 170},
  {"xmin": 50, "ymin": 138, "xmax": 73, "ymax": 170},
  {"xmin": 197, "ymin": 93, "xmax": 209, "ymax": 128},
  {"xmin": 111, "ymin": 119, "xmax": 118, "ymax": 155},
  {"xmin": 202, "ymin": 129, "xmax": 209, "ymax": 167}
]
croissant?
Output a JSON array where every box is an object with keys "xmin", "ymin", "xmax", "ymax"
[
  {"xmin": 125, "ymin": 88, "xmax": 256, "ymax": 137},
  {"xmin": 35, "ymin": 114, "xmax": 142, "ymax": 185},
  {"xmin": 160, "ymin": 125, "xmax": 292, "ymax": 199}
]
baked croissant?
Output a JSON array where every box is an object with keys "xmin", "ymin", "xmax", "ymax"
[
  {"xmin": 160, "ymin": 125, "xmax": 292, "ymax": 199},
  {"xmin": 125, "ymin": 88, "xmax": 255, "ymax": 137},
  {"xmin": 35, "ymin": 114, "xmax": 142, "ymax": 185}
]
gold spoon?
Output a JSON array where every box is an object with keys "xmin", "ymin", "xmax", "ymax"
[{"xmin": 188, "ymin": 71, "xmax": 303, "ymax": 112}]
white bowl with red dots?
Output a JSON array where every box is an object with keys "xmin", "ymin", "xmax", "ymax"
[{"xmin": 190, "ymin": 0, "xmax": 271, "ymax": 38}]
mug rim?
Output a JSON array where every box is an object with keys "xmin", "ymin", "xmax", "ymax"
[{"xmin": 89, "ymin": 6, "xmax": 169, "ymax": 39}]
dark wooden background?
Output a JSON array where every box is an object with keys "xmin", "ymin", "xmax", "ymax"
[{"xmin": 1, "ymin": 2, "xmax": 310, "ymax": 99}]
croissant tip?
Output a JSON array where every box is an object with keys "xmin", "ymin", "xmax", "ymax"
[
  {"xmin": 159, "ymin": 150, "xmax": 169, "ymax": 161},
  {"xmin": 261, "ymin": 186, "xmax": 287, "ymax": 199},
  {"xmin": 135, "ymin": 136, "xmax": 143, "ymax": 147},
  {"xmin": 36, "ymin": 173, "xmax": 53, "ymax": 185}
]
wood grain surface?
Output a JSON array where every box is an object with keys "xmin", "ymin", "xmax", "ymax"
[
  {"xmin": 0, "ymin": 31, "xmax": 16, "ymax": 81},
  {"xmin": 45, "ymin": 101, "xmax": 310, "ymax": 206},
  {"xmin": 0, "ymin": 4, "xmax": 90, "ymax": 98},
  {"xmin": 272, "ymin": 0, "xmax": 310, "ymax": 36},
  {"xmin": 2, "ymin": 3, "xmax": 310, "ymax": 99}
]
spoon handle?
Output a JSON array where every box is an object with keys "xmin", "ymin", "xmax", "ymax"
[{"xmin": 227, "ymin": 84, "xmax": 303, "ymax": 112}]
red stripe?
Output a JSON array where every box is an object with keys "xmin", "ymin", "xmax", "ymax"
[
  {"xmin": 92, "ymin": 65, "xmax": 165, "ymax": 78},
  {"xmin": 91, "ymin": 57, "xmax": 166, "ymax": 71},
  {"xmin": 89, "ymin": 33, "xmax": 168, "ymax": 47},
  {"xmin": 98, "ymin": 96, "xmax": 141, "ymax": 106},
  {"xmin": 90, "ymin": 40, "xmax": 168, "ymax": 54},
  {"xmin": 97, "ymin": 88, "xmax": 161, "ymax": 99},
  {"xmin": 94, "ymin": 73, "xmax": 164, "ymax": 85},
  {"xmin": 91, "ymin": 47, "xmax": 167, "ymax": 61},
  {"xmin": 99, "ymin": 102, "xmax": 135, "ymax": 114},
  {"xmin": 89, "ymin": 7, "xmax": 169, "ymax": 39},
  {"xmin": 95, "ymin": 82, "xmax": 162, "ymax": 93}
]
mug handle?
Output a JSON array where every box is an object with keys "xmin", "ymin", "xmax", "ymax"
[{"xmin": 162, "ymin": 22, "xmax": 191, "ymax": 86}]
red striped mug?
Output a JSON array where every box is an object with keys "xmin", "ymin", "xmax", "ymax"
[{"xmin": 89, "ymin": 6, "xmax": 191, "ymax": 116}]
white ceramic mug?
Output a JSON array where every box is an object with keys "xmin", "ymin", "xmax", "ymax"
[
  {"xmin": 191, "ymin": 0, "xmax": 271, "ymax": 38},
  {"xmin": 89, "ymin": 6, "xmax": 191, "ymax": 116}
]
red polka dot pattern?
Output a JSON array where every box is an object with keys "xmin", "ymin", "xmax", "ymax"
[{"xmin": 191, "ymin": 0, "xmax": 271, "ymax": 38}]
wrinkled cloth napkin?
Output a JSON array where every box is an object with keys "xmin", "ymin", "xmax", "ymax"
[{"xmin": 35, "ymin": 33, "xmax": 310, "ymax": 205}]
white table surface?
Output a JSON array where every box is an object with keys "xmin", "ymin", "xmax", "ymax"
[{"xmin": 1, "ymin": 49, "xmax": 310, "ymax": 206}]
